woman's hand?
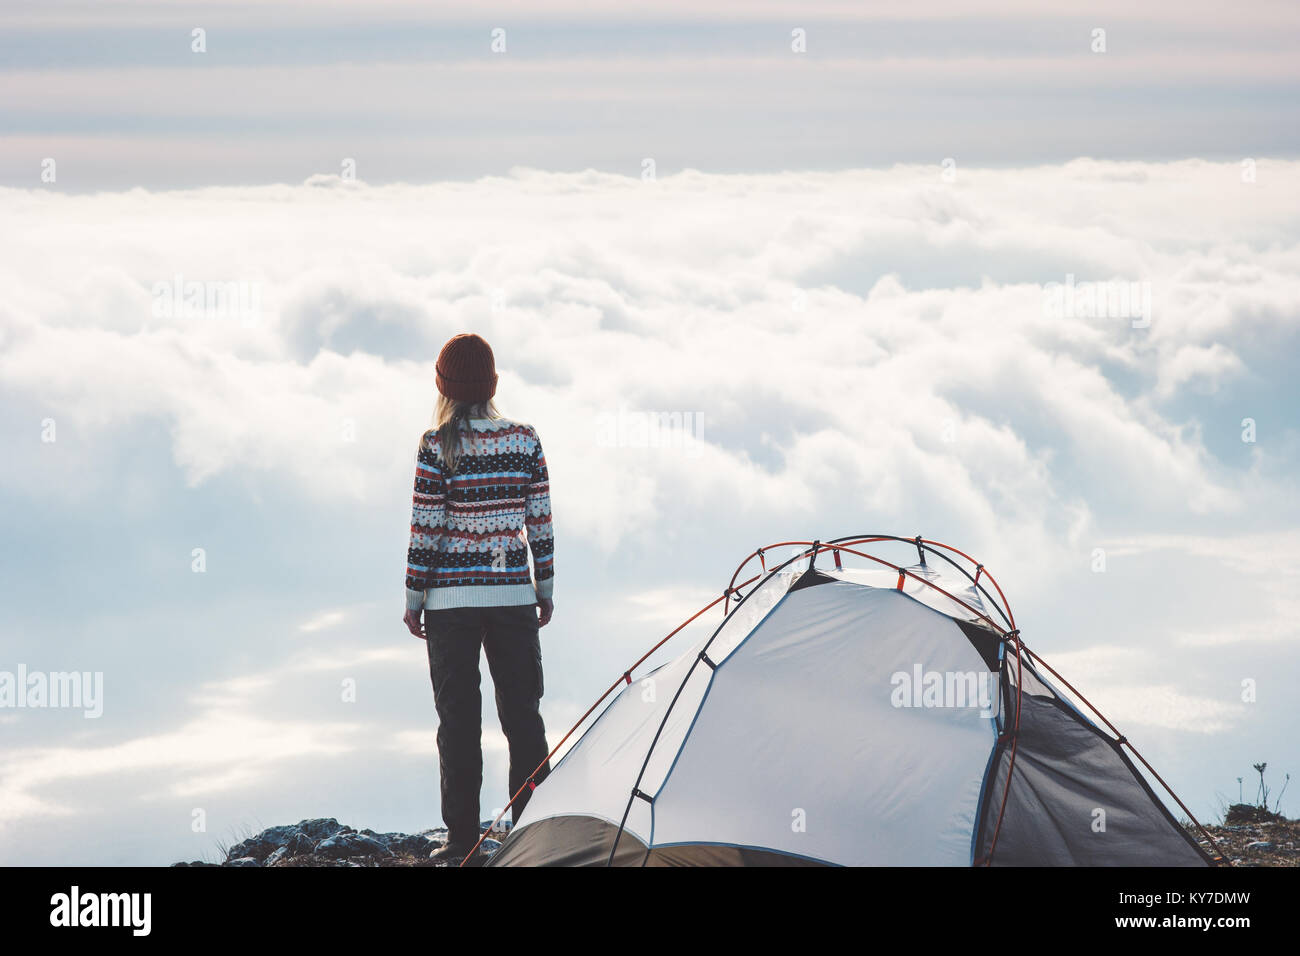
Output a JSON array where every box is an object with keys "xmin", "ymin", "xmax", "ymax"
[
  {"xmin": 537, "ymin": 597, "xmax": 554, "ymax": 628},
  {"xmin": 404, "ymin": 608, "xmax": 425, "ymax": 639}
]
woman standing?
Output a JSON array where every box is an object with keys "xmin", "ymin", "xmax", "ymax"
[{"xmin": 402, "ymin": 332, "xmax": 554, "ymax": 865}]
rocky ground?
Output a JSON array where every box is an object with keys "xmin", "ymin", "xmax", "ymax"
[
  {"xmin": 1191, "ymin": 805, "xmax": 1300, "ymax": 867},
  {"xmin": 175, "ymin": 808, "xmax": 1299, "ymax": 867},
  {"xmin": 172, "ymin": 818, "xmax": 506, "ymax": 868}
]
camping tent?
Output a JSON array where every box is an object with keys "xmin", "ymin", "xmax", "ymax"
[{"xmin": 486, "ymin": 536, "xmax": 1218, "ymax": 867}]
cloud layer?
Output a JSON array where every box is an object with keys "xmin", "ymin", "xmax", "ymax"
[{"xmin": 1, "ymin": 160, "xmax": 1297, "ymax": 862}]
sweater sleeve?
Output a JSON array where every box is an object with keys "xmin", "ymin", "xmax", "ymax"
[
  {"xmin": 525, "ymin": 429, "xmax": 555, "ymax": 599},
  {"xmin": 405, "ymin": 431, "xmax": 445, "ymax": 611}
]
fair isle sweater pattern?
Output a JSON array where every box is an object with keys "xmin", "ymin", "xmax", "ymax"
[{"xmin": 404, "ymin": 417, "xmax": 555, "ymax": 611}]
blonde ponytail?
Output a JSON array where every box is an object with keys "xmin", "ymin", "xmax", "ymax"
[{"xmin": 432, "ymin": 395, "xmax": 500, "ymax": 474}]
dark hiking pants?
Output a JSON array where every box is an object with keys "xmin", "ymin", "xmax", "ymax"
[{"xmin": 424, "ymin": 604, "xmax": 551, "ymax": 848}]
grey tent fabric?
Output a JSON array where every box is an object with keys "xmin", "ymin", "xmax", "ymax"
[
  {"xmin": 487, "ymin": 815, "xmax": 647, "ymax": 867},
  {"xmin": 974, "ymin": 659, "xmax": 1210, "ymax": 866},
  {"xmin": 487, "ymin": 815, "xmax": 829, "ymax": 867}
]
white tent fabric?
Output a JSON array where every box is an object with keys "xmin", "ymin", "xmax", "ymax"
[
  {"xmin": 649, "ymin": 581, "xmax": 995, "ymax": 864},
  {"xmin": 489, "ymin": 559, "xmax": 1212, "ymax": 867},
  {"xmin": 500, "ymin": 568, "xmax": 802, "ymax": 849}
]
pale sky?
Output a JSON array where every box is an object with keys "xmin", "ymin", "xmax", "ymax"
[
  {"xmin": 1, "ymin": 2, "xmax": 1298, "ymax": 865},
  {"xmin": 3, "ymin": 0, "xmax": 1300, "ymax": 187}
]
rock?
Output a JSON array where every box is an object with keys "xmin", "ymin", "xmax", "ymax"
[
  {"xmin": 297, "ymin": 818, "xmax": 346, "ymax": 841},
  {"xmin": 384, "ymin": 833, "xmax": 438, "ymax": 856},
  {"xmin": 289, "ymin": 831, "xmax": 318, "ymax": 855},
  {"xmin": 315, "ymin": 832, "xmax": 393, "ymax": 859},
  {"xmin": 259, "ymin": 824, "xmax": 305, "ymax": 847},
  {"xmin": 226, "ymin": 837, "xmax": 273, "ymax": 862},
  {"xmin": 177, "ymin": 817, "xmax": 509, "ymax": 867},
  {"xmin": 228, "ymin": 821, "xmax": 322, "ymax": 863}
]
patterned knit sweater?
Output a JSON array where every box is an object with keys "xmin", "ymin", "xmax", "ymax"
[{"xmin": 404, "ymin": 416, "xmax": 554, "ymax": 611}]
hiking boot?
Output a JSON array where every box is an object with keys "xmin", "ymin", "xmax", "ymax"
[{"xmin": 429, "ymin": 842, "xmax": 484, "ymax": 867}]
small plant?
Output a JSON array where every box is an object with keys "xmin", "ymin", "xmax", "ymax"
[
  {"xmin": 1224, "ymin": 762, "xmax": 1290, "ymax": 825},
  {"xmin": 1253, "ymin": 763, "xmax": 1269, "ymax": 808},
  {"xmin": 1252, "ymin": 762, "xmax": 1290, "ymax": 814}
]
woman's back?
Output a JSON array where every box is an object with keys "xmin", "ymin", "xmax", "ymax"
[{"xmin": 406, "ymin": 415, "xmax": 554, "ymax": 610}]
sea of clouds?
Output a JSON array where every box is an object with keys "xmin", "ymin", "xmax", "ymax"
[{"xmin": 1, "ymin": 160, "xmax": 1297, "ymax": 863}]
